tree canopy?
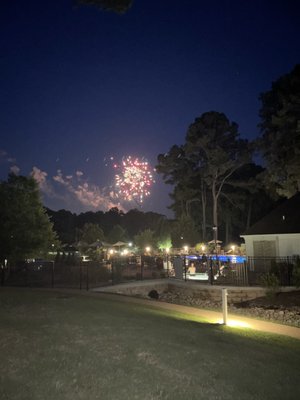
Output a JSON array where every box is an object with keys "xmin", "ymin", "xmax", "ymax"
[
  {"xmin": 133, "ymin": 229, "xmax": 156, "ymax": 252},
  {"xmin": 259, "ymin": 64, "xmax": 300, "ymax": 197},
  {"xmin": 0, "ymin": 174, "xmax": 58, "ymax": 264},
  {"xmin": 78, "ymin": 223, "xmax": 105, "ymax": 245},
  {"xmin": 185, "ymin": 112, "xmax": 251, "ymax": 228},
  {"xmin": 107, "ymin": 224, "xmax": 127, "ymax": 243},
  {"xmin": 157, "ymin": 111, "xmax": 252, "ymax": 244},
  {"xmin": 75, "ymin": 0, "xmax": 133, "ymax": 13}
]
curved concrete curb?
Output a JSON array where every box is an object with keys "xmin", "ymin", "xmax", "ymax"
[
  {"xmin": 93, "ymin": 291, "xmax": 300, "ymax": 340},
  {"xmin": 33, "ymin": 286, "xmax": 300, "ymax": 340}
]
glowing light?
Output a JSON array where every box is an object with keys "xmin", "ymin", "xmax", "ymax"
[
  {"xmin": 114, "ymin": 156, "xmax": 155, "ymax": 203},
  {"xmin": 183, "ymin": 245, "xmax": 189, "ymax": 252},
  {"xmin": 109, "ymin": 249, "xmax": 114, "ymax": 255},
  {"xmin": 145, "ymin": 246, "xmax": 151, "ymax": 253},
  {"xmin": 217, "ymin": 319, "xmax": 252, "ymax": 328}
]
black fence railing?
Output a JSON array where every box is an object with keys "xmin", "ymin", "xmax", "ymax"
[
  {"xmin": 181, "ymin": 255, "xmax": 300, "ymax": 287},
  {"xmin": 1, "ymin": 255, "xmax": 169, "ymax": 290},
  {"xmin": 2, "ymin": 255, "xmax": 299, "ymax": 289},
  {"xmin": 245, "ymin": 256, "xmax": 297, "ymax": 286}
]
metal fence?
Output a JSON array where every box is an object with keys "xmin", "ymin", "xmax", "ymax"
[
  {"xmin": 245, "ymin": 256, "xmax": 296, "ymax": 286},
  {"xmin": 1, "ymin": 255, "xmax": 299, "ymax": 289},
  {"xmin": 180, "ymin": 255, "xmax": 299, "ymax": 287},
  {"xmin": 1, "ymin": 255, "xmax": 168, "ymax": 290}
]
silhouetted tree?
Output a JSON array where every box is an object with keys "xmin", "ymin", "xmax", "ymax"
[
  {"xmin": 75, "ymin": 0, "xmax": 133, "ymax": 13},
  {"xmin": 107, "ymin": 224, "xmax": 127, "ymax": 243},
  {"xmin": 78, "ymin": 223, "xmax": 105, "ymax": 245},
  {"xmin": 0, "ymin": 174, "xmax": 58, "ymax": 265},
  {"xmin": 157, "ymin": 112, "xmax": 252, "ymax": 243},
  {"xmin": 259, "ymin": 64, "xmax": 300, "ymax": 197},
  {"xmin": 47, "ymin": 208, "xmax": 76, "ymax": 244},
  {"xmin": 134, "ymin": 229, "xmax": 156, "ymax": 252}
]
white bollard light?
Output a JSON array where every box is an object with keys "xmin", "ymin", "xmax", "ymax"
[{"xmin": 222, "ymin": 288, "xmax": 228, "ymax": 325}]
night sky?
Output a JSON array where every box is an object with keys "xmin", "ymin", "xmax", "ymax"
[{"xmin": 1, "ymin": 0, "xmax": 300, "ymax": 217}]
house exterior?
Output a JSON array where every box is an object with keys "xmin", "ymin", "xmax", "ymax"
[{"xmin": 240, "ymin": 192, "xmax": 300, "ymax": 258}]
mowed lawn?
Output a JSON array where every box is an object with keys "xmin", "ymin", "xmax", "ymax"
[{"xmin": 0, "ymin": 288, "xmax": 300, "ymax": 400}]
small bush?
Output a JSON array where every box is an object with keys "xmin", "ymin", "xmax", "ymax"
[
  {"xmin": 148, "ymin": 289, "xmax": 159, "ymax": 299},
  {"xmin": 260, "ymin": 273, "xmax": 280, "ymax": 298},
  {"xmin": 292, "ymin": 257, "xmax": 300, "ymax": 287}
]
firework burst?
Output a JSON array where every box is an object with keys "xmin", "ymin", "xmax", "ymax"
[{"xmin": 114, "ymin": 156, "xmax": 155, "ymax": 203}]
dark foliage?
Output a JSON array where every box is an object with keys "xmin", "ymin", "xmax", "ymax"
[{"xmin": 75, "ymin": 0, "xmax": 133, "ymax": 13}]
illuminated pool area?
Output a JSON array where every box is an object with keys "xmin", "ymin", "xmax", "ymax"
[
  {"xmin": 183, "ymin": 254, "xmax": 246, "ymax": 281},
  {"xmin": 186, "ymin": 272, "xmax": 210, "ymax": 281},
  {"xmin": 186, "ymin": 254, "xmax": 246, "ymax": 263}
]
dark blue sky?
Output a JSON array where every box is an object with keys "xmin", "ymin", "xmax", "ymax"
[{"xmin": 1, "ymin": 0, "xmax": 300, "ymax": 216}]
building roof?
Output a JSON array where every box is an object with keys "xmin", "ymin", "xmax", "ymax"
[{"xmin": 241, "ymin": 192, "xmax": 300, "ymax": 235}]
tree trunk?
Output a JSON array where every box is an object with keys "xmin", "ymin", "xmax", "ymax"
[
  {"xmin": 212, "ymin": 179, "xmax": 218, "ymax": 253},
  {"xmin": 212, "ymin": 180, "xmax": 218, "ymax": 229},
  {"xmin": 201, "ymin": 180, "xmax": 207, "ymax": 241},
  {"xmin": 225, "ymin": 211, "xmax": 230, "ymax": 244}
]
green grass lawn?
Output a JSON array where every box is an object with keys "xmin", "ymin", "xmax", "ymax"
[{"xmin": 0, "ymin": 288, "xmax": 300, "ymax": 400}]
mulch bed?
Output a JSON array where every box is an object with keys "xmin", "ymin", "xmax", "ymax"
[{"xmin": 235, "ymin": 290, "xmax": 300, "ymax": 310}]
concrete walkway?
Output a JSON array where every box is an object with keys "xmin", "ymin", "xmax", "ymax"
[
  {"xmin": 92, "ymin": 291, "xmax": 300, "ymax": 340},
  {"xmin": 43, "ymin": 285, "xmax": 300, "ymax": 340}
]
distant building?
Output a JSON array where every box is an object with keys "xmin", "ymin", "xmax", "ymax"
[{"xmin": 240, "ymin": 193, "xmax": 300, "ymax": 258}]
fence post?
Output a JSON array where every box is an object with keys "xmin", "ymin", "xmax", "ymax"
[
  {"xmin": 26, "ymin": 265, "xmax": 29, "ymax": 287},
  {"xmin": 210, "ymin": 258, "xmax": 214, "ymax": 285},
  {"xmin": 141, "ymin": 255, "xmax": 144, "ymax": 280},
  {"xmin": 86, "ymin": 263, "xmax": 89, "ymax": 291},
  {"xmin": 1, "ymin": 266, "xmax": 4, "ymax": 286},
  {"xmin": 243, "ymin": 260, "xmax": 248, "ymax": 286},
  {"xmin": 79, "ymin": 262, "xmax": 82, "ymax": 290},
  {"xmin": 111, "ymin": 260, "xmax": 114, "ymax": 285},
  {"xmin": 51, "ymin": 261, "xmax": 54, "ymax": 288},
  {"xmin": 287, "ymin": 256, "xmax": 291, "ymax": 286}
]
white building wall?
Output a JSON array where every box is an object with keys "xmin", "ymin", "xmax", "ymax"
[
  {"xmin": 278, "ymin": 234, "xmax": 300, "ymax": 257},
  {"xmin": 241, "ymin": 233, "xmax": 300, "ymax": 257}
]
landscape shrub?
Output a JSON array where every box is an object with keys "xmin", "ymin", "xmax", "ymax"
[
  {"xmin": 148, "ymin": 289, "xmax": 159, "ymax": 299},
  {"xmin": 270, "ymin": 260, "xmax": 294, "ymax": 286},
  {"xmin": 260, "ymin": 272, "xmax": 280, "ymax": 298},
  {"xmin": 292, "ymin": 257, "xmax": 300, "ymax": 287}
]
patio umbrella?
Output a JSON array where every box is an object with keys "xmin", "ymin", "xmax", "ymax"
[
  {"xmin": 112, "ymin": 241, "xmax": 127, "ymax": 247},
  {"xmin": 112, "ymin": 241, "xmax": 128, "ymax": 252}
]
